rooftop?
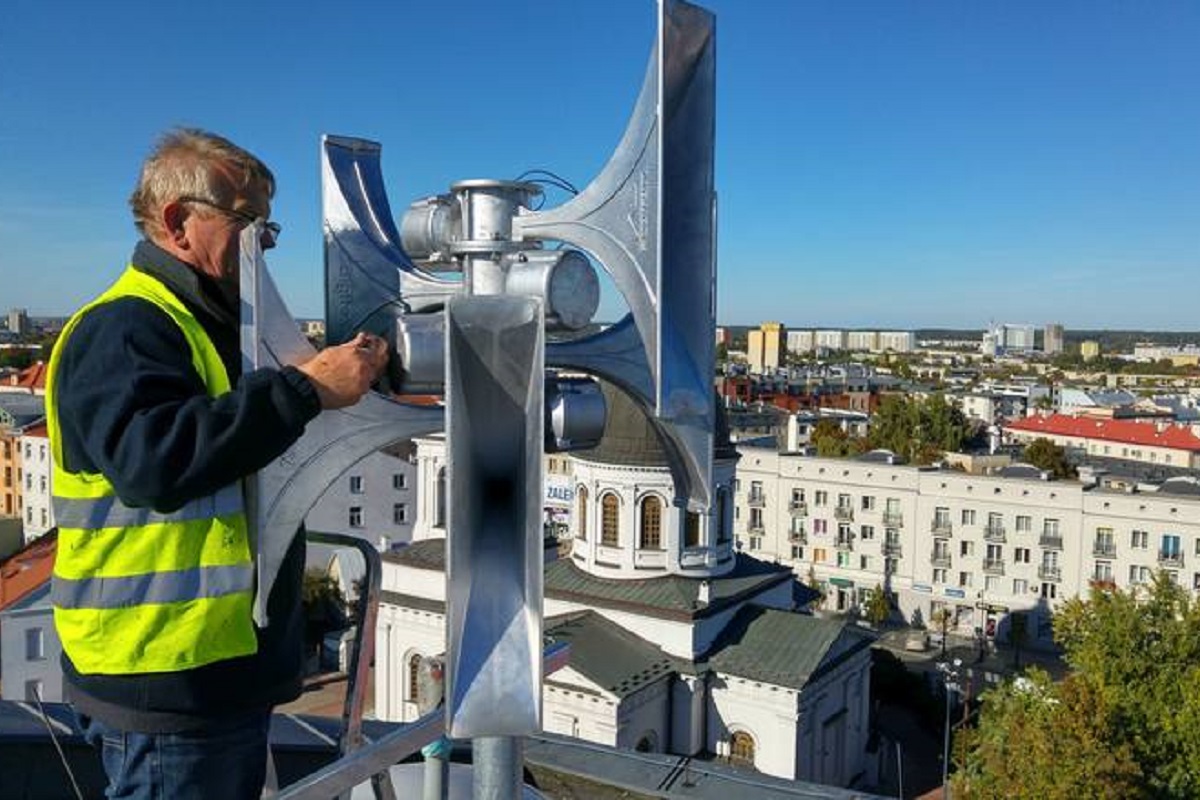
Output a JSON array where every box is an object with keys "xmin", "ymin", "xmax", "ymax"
[
  {"xmin": 545, "ymin": 610, "xmax": 680, "ymax": 698},
  {"xmin": 0, "ymin": 531, "xmax": 56, "ymax": 612},
  {"xmin": 1007, "ymin": 414, "xmax": 1200, "ymax": 452}
]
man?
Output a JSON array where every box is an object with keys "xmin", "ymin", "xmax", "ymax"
[{"xmin": 46, "ymin": 128, "xmax": 388, "ymax": 799}]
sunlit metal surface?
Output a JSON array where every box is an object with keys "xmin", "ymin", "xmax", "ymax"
[
  {"xmin": 239, "ymin": 225, "xmax": 443, "ymax": 625},
  {"xmin": 513, "ymin": 0, "xmax": 716, "ymax": 510},
  {"xmin": 322, "ymin": 135, "xmax": 460, "ymax": 346},
  {"xmin": 445, "ymin": 296, "xmax": 545, "ymax": 739}
]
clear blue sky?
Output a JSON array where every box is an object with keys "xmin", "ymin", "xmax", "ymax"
[{"xmin": 1, "ymin": 1, "xmax": 1197, "ymax": 330}]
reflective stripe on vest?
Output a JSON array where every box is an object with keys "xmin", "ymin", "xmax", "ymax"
[
  {"xmin": 52, "ymin": 483, "xmax": 243, "ymax": 529},
  {"xmin": 47, "ymin": 266, "xmax": 258, "ymax": 675},
  {"xmin": 52, "ymin": 562, "xmax": 255, "ymax": 609}
]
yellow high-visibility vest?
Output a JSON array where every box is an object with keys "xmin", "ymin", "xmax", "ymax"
[{"xmin": 47, "ymin": 266, "xmax": 256, "ymax": 674}]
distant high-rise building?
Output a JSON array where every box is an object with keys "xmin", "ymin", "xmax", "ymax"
[
  {"xmin": 747, "ymin": 321, "xmax": 786, "ymax": 373},
  {"xmin": 786, "ymin": 330, "xmax": 815, "ymax": 354},
  {"xmin": 7, "ymin": 308, "xmax": 28, "ymax": 337},
  {"xmin": 846, "ymin": 331, "xmax": 879, "ymax": 352},
  {"xmin": 714, "ymin": 327, "xmax": 732, "ymax": 348},
  {"xmin": 1001, "ymin": 324, "xmax": 1036, "ymax": 351},
  {"xmin": 1044, "ymin": 324, "xmax": 1064, "ymax": 355},
  {"xmin": 877, "ymin": 331, "xmax": 916, "ymax": 353},
  {"xmin": 980, "ymin": 331, "xmax": 999, "ymax": 357},
  {"xmin": 1080, "ymin": 340, "xmax": 1101, "ymax": 361},
  {"xmin": 815, "ymin": 329, "xmax": 848, "ymax": 351}
]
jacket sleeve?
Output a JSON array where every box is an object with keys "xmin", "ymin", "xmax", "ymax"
[{"xmin": 54, "ymin": 298, "xmax": 322, "ymax": 512}]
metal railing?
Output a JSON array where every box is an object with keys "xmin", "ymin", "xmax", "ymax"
[
  {"xmin": 931, "ymin": 520, "xmax": 953, "ymax": 537},
  {"xmin": 930, "ymin": 553, "xmax": 952, "ymax": 568},
  {"xmin": 747, "ymin": 492, "xmax": 766, "ymax": 508},
  {"xmin": 983, "ymin": 559, "xmax": 1005, "ymax": 575},
  {"xmin": 789, "ymin": 500, "xmax": 808, "ymax": 516},
  {"xmin": 1158, "ymin": 551, "xmax": 1185, "ymax": 568},
  {"xmin": 1038, "ymin": 565, "xmax": 1062, "ymax": 582},
  {"xmin": 1039, "ymin": 534, "xmax": 1063, "ymax": 549},
  {"xmin": 834, "ymin": 506, "xmax": 855, "ymax": 522},
  {"xmin": 984, "ymin": 525, "xmax": 1006, "ymax": 543},
  {"xmin": 882, "ymin": 542, "xmax": 903, "ymax": 557},
  {"xmin": 883, "ymin": 512, "xmax": 903, "ymax": 527},
  {"xmin": 1092, "ymin": 542, "xmax": 1117, "ymax": 558},
  {"xmin": 788, "ymin": 531, "xmax": 808, "ymax": 545},
  {"xmin": 834, "ymin": 537, "xmax": 854, "ymax": 552}
]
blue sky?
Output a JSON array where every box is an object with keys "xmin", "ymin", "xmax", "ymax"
[{"xmin": 1, "ymin": 0, "xmax": 1197, "ymax": 330}]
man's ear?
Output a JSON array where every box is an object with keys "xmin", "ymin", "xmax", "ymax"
[{"xmin": 161, "ymin": 201, "xmax": 190, "ymax": 249}]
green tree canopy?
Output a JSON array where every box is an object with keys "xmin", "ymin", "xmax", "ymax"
[
  {"xmin": 869, "ymin": 394, "xmax": 970, "ymax": 464},
  {"xmin": 956, "ymin": 575, "xmax": 1200, "ymax": 798},
  {"xmin": 1022, "ymin": 437, "xmax": 1077, "ymax": 479},
  {"xmin": 810, "ymin": 418, "xmax": 868, "ymax": 458}
]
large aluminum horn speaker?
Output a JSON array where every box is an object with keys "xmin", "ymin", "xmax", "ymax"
[{"xmin": 529, "ymin": 0, "xmax": 717, "ymax": 511}]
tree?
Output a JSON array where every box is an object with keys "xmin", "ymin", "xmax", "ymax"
[
  {"xmin": 1022, "ymin": 437, "xmax": 1077, "ymax": 479},
  {"xmin": 954, "ymin": 669, "xmax": 1142, "ymax": 799},
  {"xmin": 810, "ymin": 418, "xmax": 868, "ymax": 458},
  {"xmin": 301, "ymin": 568, "xmax": 348, "ymax": 665},
  {"xmin": 869, "ymin": 394, "xmax": 970, "ymax": 464},
  {"xmin": 956, "ymin": 576, "xmax": 1200, "ymax": 798},
  {"xmin": 863, "ymin": 583, "xmax": 891, "ymax": 628}
]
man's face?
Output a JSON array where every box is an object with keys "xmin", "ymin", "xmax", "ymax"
[{"xmin": 180, "ymin": 175, "xmax": 274, "ymax": 284}]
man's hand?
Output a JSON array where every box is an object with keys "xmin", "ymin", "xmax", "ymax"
[{"xmin": 296, "ymin": 332, "xmax": 389, "ymax": 409}]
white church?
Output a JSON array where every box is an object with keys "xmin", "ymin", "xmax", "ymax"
[{"xmin": 372, "ymin": 384, "xmax": 874, "ymax": 786}]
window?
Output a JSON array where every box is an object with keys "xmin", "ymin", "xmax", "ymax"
[
  {"xmin": 393, "ymin": 473, "xmax": 407, "ymax": 490},
  {"xmin": 639, "ymin": 496, "xmax": 663, "ymax": 549},
  {"xmin": 791, "ymin": 545, "xmax": 805, "ymax": 560},
  {"xmin": 813, "ymin": 519, "xmax": 828, "ymax": 534},
  {"xmin": 837, "ymin": 551, "xmax": 852, "ymax": 568},
  {"xmin": 814, "ymin": 490, "xmax": 828, "ymax": 506},
  {"xmin": 38, "ymin": 475, "xmax": 45, "ymax": 493},
  {"xmin": 1162, "ymin": 534, "xmax": 1182, "ymax": 559},
  {"xmin": 749, "ymin": 535, "xmax": 763, "ymax": 551},
  {"xmin": 1015, "ymin": 515, "xmax": 1031, "ymax": 533},
  {"xmin": 1014, "ymin": 547, "xmax": 1031, "ymax": 564},
  {"xmin": 860, "ymin": 524, "xmax": 875, "ymax": 540},
  {"xmin": 1044, "ymin": 518, "xmax": 1060, "ymax": 536},
  {"xmin": 933, "ymin": 568, "xmax": 948, "ymax": 584},
  {"xmin": 349, "ymin": 475, "xmax": 363, "ymax": 494},
  {"xmin": 749, "ymin": 481, "xmax": 764, "ymax": 504},
  {"xmin": 837, "ymin": 493, "xmax": 852, "ymax": 509},
  {"xmin": 933, "ymin": 507, "xmax": 951, "ymax": 529},
  {"xmin": 1041, "ymin": 582, "xmax": 1058, "ymax": 600},
  {"xmin": 1013, "ymin": 578, "xmax": 1028, "ymax": 595},
  {"xmin": 961, "ymin": 509, "xmax": 976, "ymax": 525},
  {"xmin": 813, "ymin": 547, "xmax": 827, "ymax": 564},
  {"xmin": 958, "ymin": 572, "xmax": 973, "ymax": 588},
  {"xmin": 729, "ymin": 731, "xmax": 756, "ymax": 767},
  {"xmin": 601, "ymin": 493, "xmax": 620, "ymax": 546},
  {"xmin": 749, "ymin": 507, "xmax": 763, "ymax": 532},
  {"xmin": 859, "ymin": 555, "xmax": 872, "ymax": 570},
  {"xmin": 791, "ymin": 488, "xmax": 806, "ymax": 503},
  {"xmin": 685, "ymin": 511, "xmax": 701, "ymax": 547},
  {"xmin": 1093, "ymin": 561, "xmax": 1113, "ymax": 582},
  {"xmin": 885, "ymin": 557, "xmax": 899, "ymax": 575},
  {"xmin": 25, "ymin": 628, "xmax": 44, "ymax": 661},
  {"xmin": 576, "ymin": 486, "xmax": 588, "ymax": 540},
  {"xmin": 392, "ymin": 503, "xmax": 407, "ymax": 525},
  {"xmin": 717, "ymin": 488, "xmax": 731, "ymax": 544},
  {"xmin": 986, "ymin": 544, "xmax": 1002, "ymax": 562},
  {"xmin": 435, "ymin": 468, "xmax": 447, "ymax": 528},
  {"xmin": 349, "ymin": 506, "xmax": 363, "ymax": 528},
  {"xmin": 960, "ymin": 540, "xmax": 974, "ymax": 557},
  {"xmin": 984, "ymin": 575, "xmax": 1000, "ymax": 592},
  {"xmin": 408, "ymin": 653, "xmax": 423, "ymax": 701},
  {"xmin": 1130, "ymin": 565, "xmax": 1151, "ymax": 585},
  {"xmin": 861, "ymin": 495, "xmax": 876, "ymax": 511},
  {"xmin": 1132, "ymin": 529, "xmax": 1149, "ymax": 549}
]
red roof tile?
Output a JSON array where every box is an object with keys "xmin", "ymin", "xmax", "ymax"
[
  {"xmin": 1007, "ymin": 414, "xmax": 1200, "ymax": 452},
  {"xmin": 0, "ymin": 530, "xmax": 56, "ymax": 611},
  {"xmin": 13, "ymin": 361, "xmax": 47, "ymax": 391}
]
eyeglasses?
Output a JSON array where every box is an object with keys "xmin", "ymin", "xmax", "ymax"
[{"xmin": 178, "ymin": 195, "xmax": 282, "ymax": 245}]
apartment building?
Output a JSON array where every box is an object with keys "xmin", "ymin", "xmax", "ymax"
[
  {"xmin": 17, "ymin": 425, "xmax": 52, "ymax": 543},
  {"xmin": 747, "ymin": 322, "xmax": 786, "ymax": 373},
  {"xmin": 1006, "ymin": 414, "xmax": 1200, "ymax": 469},
  {"xmin": 733, "ymin": 447, "xmax": 1200, "ymax": 647}
]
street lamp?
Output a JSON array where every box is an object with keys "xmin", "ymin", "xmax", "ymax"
[{"xmin": 937, "ymin": 658, "xmax": 963, "ymax": 800}]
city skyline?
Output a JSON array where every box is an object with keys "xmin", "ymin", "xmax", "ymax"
[{"xmin": 1, "ymin": 1, "xmax": 1197, "ymax": 328}]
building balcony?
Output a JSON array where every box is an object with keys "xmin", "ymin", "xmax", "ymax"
[
  {"xmin": 746, "ymin": 522, "xmax": 765, "ymax": 536},
  {"xmin": 1090, "ymin": 577, "xmax": 1117, "ymax": 592},
  {"xmin": 834, "ymin": 506, "xmax": 855, "ymax": 522},
  {"xmin": 930, "ymin": 553, "xmax": 952, "ymax": 568},
  {"xmin": 747, "ymin": 493, "xmax": 766, "ymax": 508},
  {"xmin": 983, "ymin": 559, "xmax": 1005, "ymax": 576},
  {"xmin": 983, "ymin": 525, "xmax": 1006, "ymax": 543},
  {"xmin": 883, "ymin": 512, "xmax": 904, "ymax": 527},
  {"xmin": 789, "ymin": 531, "xmax": 808, "ymax": 545},
  {"xmin": 1092, "ymin": 542, "xmax": 1117, "ymax": 558},
  {"xmin": 1039, "ymin": 534, "xmax": 1063, "ymax": 549},
  {"xmin": 789, "ymin": 501, "xmax": 808, "ymax": 517},
  {"xmin": 1158, "ymin": 551, "xmax": 1185, "ymax": 569},
  {"xmin": 1038, "ymin": 565, "xmax": 1062, "ymax": 582},
  {"xmin": 931, "ymin": 520, "xmax": 953, "ymax": 537},
  {"xmin": 834, "ymin": 537, "xmax": 854, "ymax": 552},
  {"xmin": 882, "ymin": 542, "xmax": 903, "ymax": 557}
]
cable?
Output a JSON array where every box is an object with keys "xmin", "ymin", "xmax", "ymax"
[{"xmin": 32, "ymin": 688, "xmax": 84, "ymax": 800}]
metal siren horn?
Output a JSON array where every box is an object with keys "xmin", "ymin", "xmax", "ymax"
[{"xmin": 520, "ymin": 0, "xmax": 718, "ymax": 511}]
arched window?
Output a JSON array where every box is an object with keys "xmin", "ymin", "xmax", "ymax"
[
  {"xmin": 408, "ymin": 652, "xmax": 423, "ymax": 702},
  {"xmin": 601, "ymin": 493, "xmax": 620, "ymax": 547},
  {"xmin": 685, "ymin": 511, "xmax": 701, "ymax": 548},
  {"xmin": 576, "ymin": 486, "xmax": 588, "ymax": 541},
  {"xmin": 639, "ymin": 495, "xmax": 663, "ymax": 549},
  {"xmin": 716, "ymin": 487, "xmax": 732, "ymax": 544},
  {"xmin": 435, "ymin": 467, "xmax": 447, "ymax": 528},
  {"xmin": 729, "ymin": 730, "xmax": 756, "ymax": 767}
]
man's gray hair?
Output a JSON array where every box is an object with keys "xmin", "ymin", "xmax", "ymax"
[{"xmin": 129, "ymin": 128, "xmax": 275, "ymax": 238}]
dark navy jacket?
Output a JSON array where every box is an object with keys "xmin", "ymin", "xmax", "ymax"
[{"xmin": 55, "ymin": 240, "xmax": 322, "ymax": 732}]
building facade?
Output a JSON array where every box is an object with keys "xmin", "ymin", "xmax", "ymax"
[
  {"xmin": 732, "ymin": 448, "xmax": 1200, "ymax": 647},
  {"xmin": 17, "ymin": 425, "xmax": 52, "ymax": 543},
  {"xmin": 1043, "ymin": 324, "xmax": 1064, "ymax": 355},
  {"xmin": 748, "ymin": 322, "xmax": 786, "ymax": 374}
]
